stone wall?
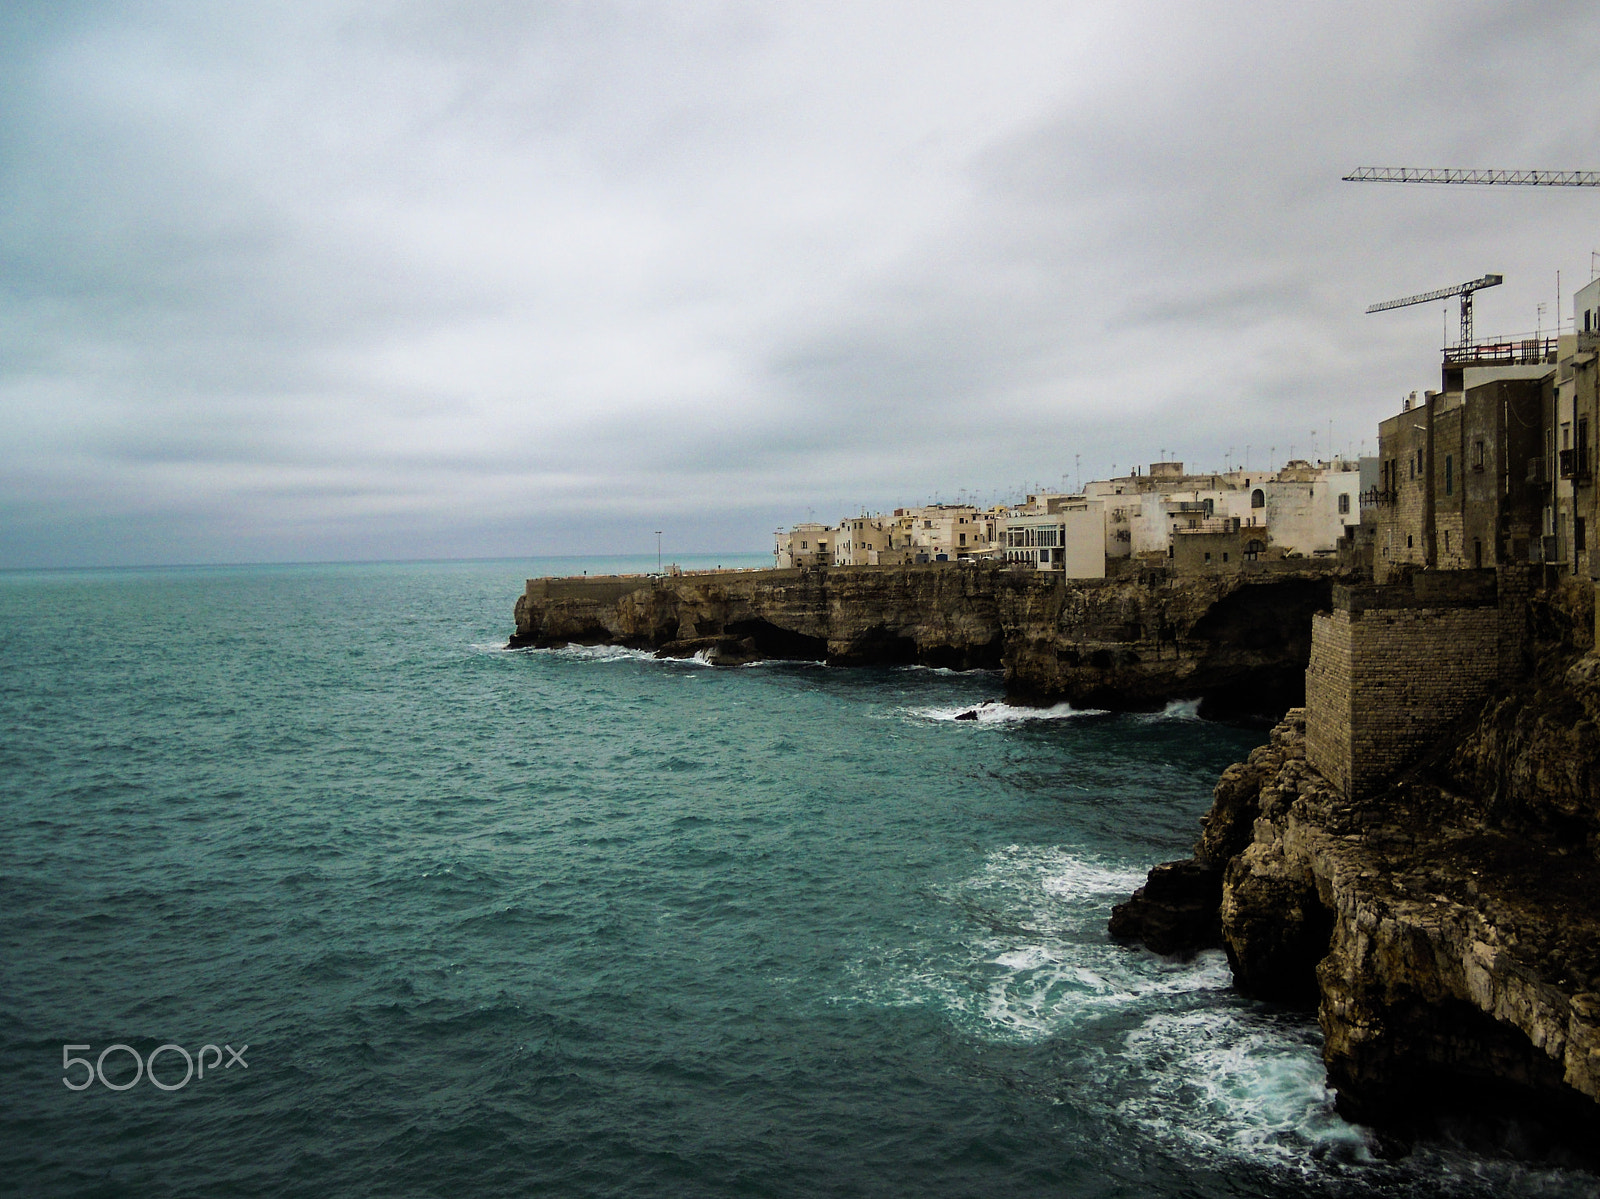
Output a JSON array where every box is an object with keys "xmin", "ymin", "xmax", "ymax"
[{"xmin": 1306, "ymin": 572, "xmax": 1501, "ymax": 797}]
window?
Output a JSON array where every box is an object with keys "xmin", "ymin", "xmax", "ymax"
[
  {"xmin": 1445, "ymin": 454, "xmax": 1453, "ymax": 496},
  {"xmin": 1580, "ymin": 518, "xmax": 1589, "ymax": 554},
  {"xmin": 959, "ymin": 532, "xmax": 966, "ymax": 546},
  {"xmin": 1444, "ymin": 530, "xmax": 1450, "ymax": 553},
  {"xmin": 1474, "ymin": 439, "xmax": 1485, "ymax": 470},
  {"xmin": 1474, "ymin": 538, "xmax": 1483, "ymax": 568},
  {"xmin": 1338, "ymin": 493, "xmax": 1350, "ymax": 515},
  {"xmin": 1202, "ymin": 498, "xmax": 1214, "ymax": 517},
  {"xmin": 1204, "ymin": 552, "xmax": 1212, "ymax": 563},
  {"xmin": 1222, "ymin": 552, "xmax": 1229, "ymax": 563},
  {"xmin": 1251, "ymin": 488, "xmax": 1264, "ymax": 509},
  {"xmin": 1407, "ymin": 534, "xmax": 1413, "ymax": 548}
]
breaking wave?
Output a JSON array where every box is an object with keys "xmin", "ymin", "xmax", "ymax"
[{"xmin": 909, "ymin": 700, "xmax": 1109, "ymax": 724}]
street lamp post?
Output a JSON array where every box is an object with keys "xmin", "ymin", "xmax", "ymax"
[{"xmin": 655, "ymin": 530, "xmax": 663, "ymax": 574}]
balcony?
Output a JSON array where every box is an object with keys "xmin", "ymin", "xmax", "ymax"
[
  {"xmin": 1559, "ymin": 447, "xmax": 1593, "ymax": 481},
  {"xmin": 1443, "ymin": 335, "xmax": 1558, "ymax": 367},
  {"xmin": 1359, "ymin": 487, "xmax": 1395, "ymax": 507}
]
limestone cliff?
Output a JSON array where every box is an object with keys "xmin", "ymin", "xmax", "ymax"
[
  {"xmin": 511, "ymin": 563, "xmax": 1346, "ymax": 716},
  {"xmin": 1113, "ymin": 581, "xmax": 1600, "ymax": 1142}
]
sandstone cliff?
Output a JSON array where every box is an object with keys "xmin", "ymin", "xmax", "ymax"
[
  {"xmin": 1113, "ymin": 581, "xmax": 1600, "ymax": 1144},
  {"xmin": 511, "ymin": 563, "xmax": 1346, "ymax": 716}
]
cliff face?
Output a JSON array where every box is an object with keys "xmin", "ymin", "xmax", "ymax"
[
  {"xmin": 1113, "ymin": 583, "xmax": 1600, "ymax": 1143},
  {"xmin": 511, "ymin": 563, "xmax": 1345, "ymax": 715},
  {"xmin": 1219, "ymin": 712, "xmax": 1600, "ymax": 1138}
]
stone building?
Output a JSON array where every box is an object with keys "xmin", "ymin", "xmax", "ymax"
[
  {"xmin": 888, "ymin": 504, "xmax": 993, "ymax": 561},
  {"xmin": 774, "ymin": 522, "xmax": 834, "ymax": 568},
  {"xmin": 833, "ymin": 515, "xmax": 892, "ymax": 566},
  {"xmin": 1548, "ymin": 275, "xmax": 1600, "ymax": 580},
  {"xmin": 1372, "ymin": 359, "xmax": 1551, "ymax": 578}
]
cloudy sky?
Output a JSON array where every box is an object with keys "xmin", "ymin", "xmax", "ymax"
[{"xmin": 5, "ymin": 2, "xmax": 1600, "ymax": 567}]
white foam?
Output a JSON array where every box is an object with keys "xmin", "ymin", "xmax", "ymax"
[
  {"xmin": 845, "ymin": 841, "xmax": 1599, "ymax": 1190},
  {"xmin": 528, "ymin": 643, "xmax": 716, "ymax": 667},
  {"xmin": 1117, "ymin": 1008, "xmax": 1374, "ymax": 1170},
  {"xmin": 539, "ymin": 643, "xmax": 660, "ymax": 663},
  {"xmin": 910, "ymin": 700, "xmax": 1108, "ymax": 724},
  {"xmin": 845, "ymin": 845, "xmax": 1232, "ymax": 1045},
  {"xmin": 1142, "ymin": 697, "xmax": 1204, "ymax": 721}
]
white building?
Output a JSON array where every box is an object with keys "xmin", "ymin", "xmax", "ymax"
[
  {"xmin": 833, "ymin": 515, "xmax": 892, "ymax": 566},
  {"xmin": 889, "ymin": 505, "xmax": 994, "ymax": 561},
  {"xmin": 1253, "ymin": 460, "xmax": 1361, "ymax": 557},
  {"xmin": 1002, "ymin": 499, "xmax": 1106, "ymax": 576},
  {"xmin": 774, "ymin": 522, "xmax": 834, "ymax": 568}
]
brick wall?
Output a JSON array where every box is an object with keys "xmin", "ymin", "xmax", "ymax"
[{"xmin": 1306, "ymin": 574, "xmax": 1501, "ymax": 798}]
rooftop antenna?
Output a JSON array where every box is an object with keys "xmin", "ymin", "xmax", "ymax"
[{"xmin": 1367, "ymin": 273, "xmax": 1503, "ymax": 348}]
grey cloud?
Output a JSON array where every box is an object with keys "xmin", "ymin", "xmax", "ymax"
[{"xmin": 5, "ymin": 2, "xmax": 1600, "ymax": 567}]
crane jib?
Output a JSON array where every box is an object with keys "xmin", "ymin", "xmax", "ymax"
[
  {"xmin": 1343, "ymin": 167, "xmax": 1600, "ymax": 186},
  {"xmin": 1365, "ymin": 274, "xmax": 1504, "ymax": 314}
]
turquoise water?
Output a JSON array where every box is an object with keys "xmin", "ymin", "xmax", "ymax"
[{"xmin": 2, "ymin": 559, "xmax": 1594, "ymax": 1197}]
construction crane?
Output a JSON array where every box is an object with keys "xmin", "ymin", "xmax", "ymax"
[
  {"xmin": 1367, "ymin": 274, "xmax": 1503, "ymax": 347},
  {"xmin": 1343, "ymin": 167, "xmax": 1600, "ymax": 186}
]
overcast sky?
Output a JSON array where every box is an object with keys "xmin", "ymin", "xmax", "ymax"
[{"xmin": 5, "ymin": 1, "xmax": 1600, "ymax": 567}]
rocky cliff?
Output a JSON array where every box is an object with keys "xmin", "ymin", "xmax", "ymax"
[
  {"xmin": 1113, "ymin": 579, "xmax": 1600, "ymax": 1145},
  {"xmin": 510, "ymin": 563, "xmax": 1347, "ymax": 716}
]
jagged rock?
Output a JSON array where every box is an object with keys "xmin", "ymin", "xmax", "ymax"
[
  {"xmin": 1212, "ymin": 716, "xmax": 1597, "ymax": 1140},
  {"xmin": 1108, "ymin": 859, "xmax": 1224, "ymax": 955},
  {"xmin": 655, "ymin": 635, "xmax": 762, "ymax": 666},
  {"xmin": 1117, "ymin": 686, "xmax": 1600, "ymax": 1146}
]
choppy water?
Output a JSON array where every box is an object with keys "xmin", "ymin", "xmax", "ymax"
[{"xmin": 2, "ymin": 558, "xmax": 1595, "ymax": 1198}]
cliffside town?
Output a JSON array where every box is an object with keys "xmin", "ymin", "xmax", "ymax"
[
  {"xmin": 512, "ymin": 277, "xmax": 1600, "ymax": 1146},
  {"xmin": 1109, "ymin": 283, "xmax": 1600, "ymax": 1146},
  {"xmin": 776, "ymin": 456, "xmax": 1365, "ymax": 577}
]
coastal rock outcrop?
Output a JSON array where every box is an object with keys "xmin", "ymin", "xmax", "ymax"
[
  {"xmin": 1118, "ymin": 703, "xmax": 1600, "ymax": 1141},
  {"xmin": 1115, "ymin": 573, "xmax": 1600, "ymax": 1144},
  {"xmin": 511, "ymin": 563, "xmax": 1348, "ymax": 716}
]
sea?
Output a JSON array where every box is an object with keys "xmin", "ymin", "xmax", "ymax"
[{"xmin": 2, "ymin": 556, "xmax": 1595, "ymax": 1198}]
